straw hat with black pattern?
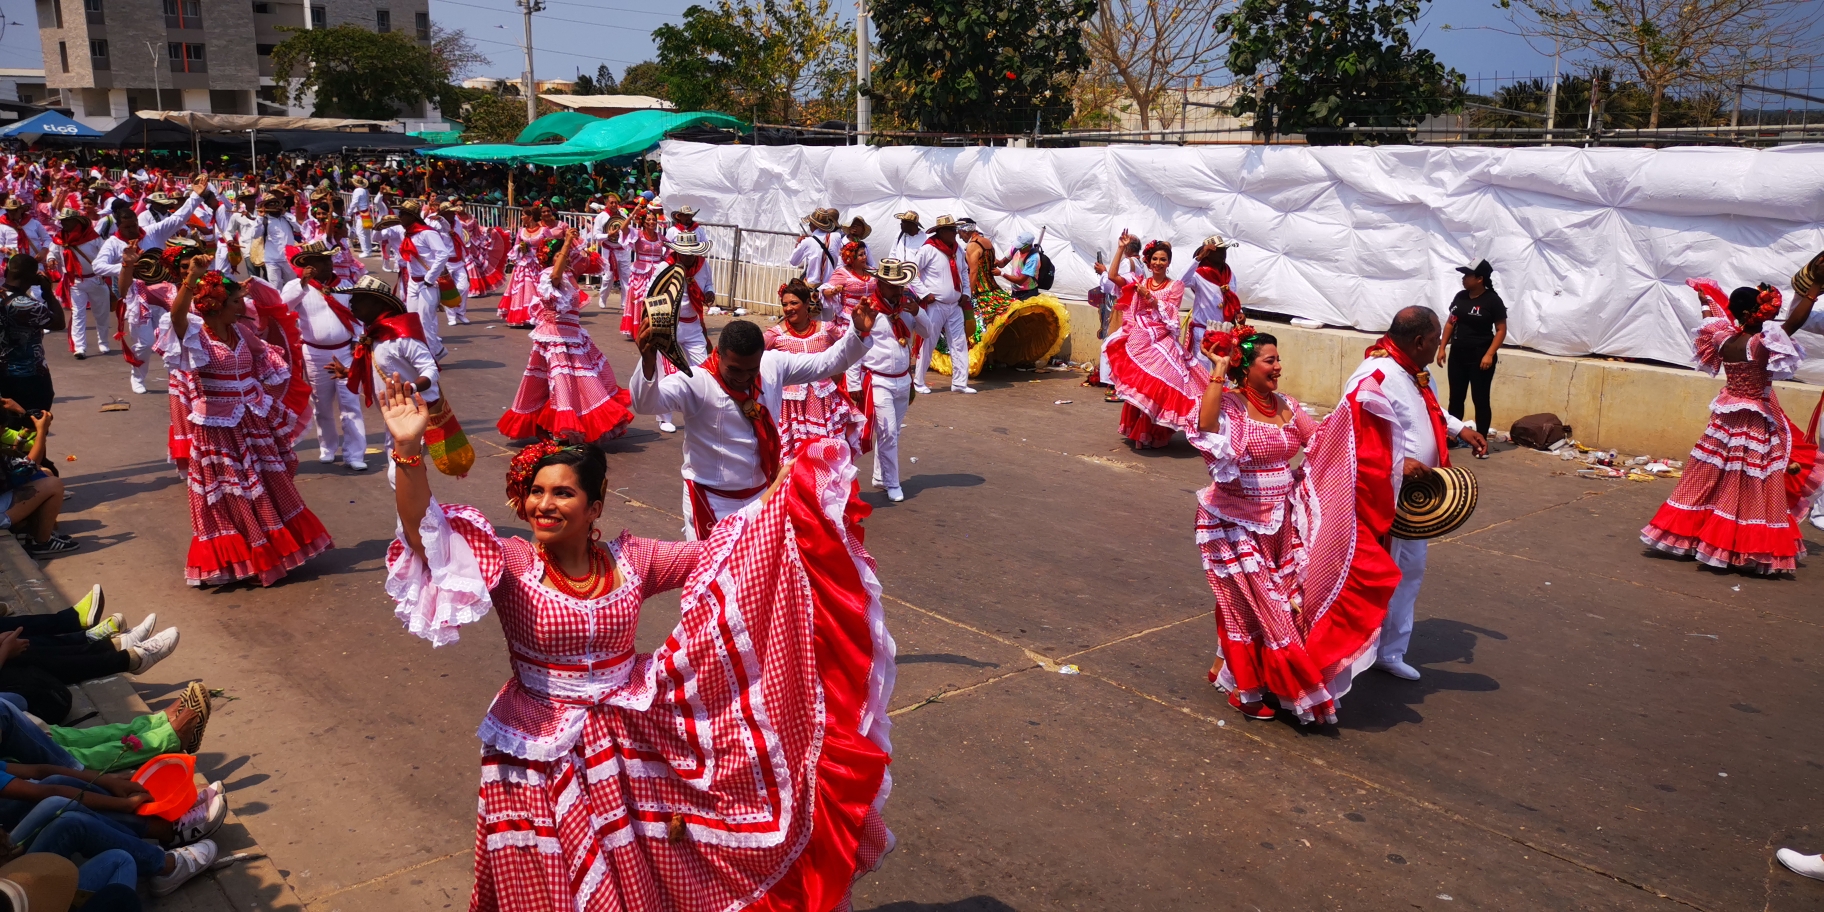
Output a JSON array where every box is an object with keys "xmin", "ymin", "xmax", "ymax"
[
  {"xmin": 640, "ymin": 265, "xmax": 697, "ymax": 376},
  {"xmin": 1391, "ymin": 465, "xmax": 1478, "ymax": 539},
  {"xmin": 666, "ymin": 230, "xmax": 711, "ymax": 257},
  {"xmin": 875, "ymin": 258, "xmax": 916, "ymax": 287},
  {"xmin": 337, "ymin": 274, "xmax": 407, "ymax": 313},
  {"xmin": 805, "ymin": 207, "xmax": 840, "ymax": 232},
  {"xmin": 287, "ymin": 239, "xmax": 334, "ymax": 268}
]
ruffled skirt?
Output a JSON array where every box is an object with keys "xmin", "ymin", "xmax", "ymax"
[
  {"xmin": 619, "ymin": 264, "xmax": 658, "ymax": 338},
  {"xmin": 181, "ymin": 413, "xmax": 332, "ymax": 587},
  {"xmin": 1642, "ymin": 400, "xmax": 1810, "ymax": 573},
  {"xmin": 777, "ymin": 385, "xmax": 862, "ymax": 454},
  {"xmin": 499, "ymin": 256, "xmax": 538, "ymax": 325},
  {"xmin": 496, "ymin": 333, "xmax": 635, "ymax": 443}
]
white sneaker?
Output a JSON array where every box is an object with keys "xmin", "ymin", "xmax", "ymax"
[
  {"xmin": 174, "ymin": 781, "xmax": 227, "ymax": 846},
  {"xmin": 1779, "ymin": 849, "xmax": 1824, "ymax": 881},
  {"xmin": 318, "ymin": 450, "xmax": 337, "ymax": 464},
  {"xmin": 128, "ymin": 628, "xmax": 180, "ymax": 674},
  {"xmin": 152, "ymin": 840, "xmax": 217, "ymax": 896},
  {"xmin": 1376, "ymin": 659, "xmax": 1421, "ymax": 680},
  {"xmin": 912, "ymin": 384, "xmax": 932, "ymax": 395},
  {"xmin": 457, "ymin": 315, "xmax": 473, "ymax": 325},
  {"xmin": 97, "ymin": 343, "xmax": 110, "ymax": 354},
  {"xmin": 347, "ymin": 460, "xmax": 368, "ymax": 472},
  {"xmin": 118, "ymin": 612, "xmax": 157, "ymax": 649},
  {"xmin": 130, "ymin": 377, "xmax": 148, "ymax": 395},
  {"xmin": 954, "ymin": 386, "xmax": 979, "ymax": 394},
  {"xmin": 886, "ymin": 486, "xmax": 905, "ymax": 503},
  {"xmin": 659, "ymin": 420, "xmax": 677, "ymax": 434}
]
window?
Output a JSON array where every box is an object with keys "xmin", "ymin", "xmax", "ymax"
[
  {"xmin": 48, "ymin": 0, "xmax": 62, "ymax": 29},
  {"xmin": 83, "ymin": 0, "xmax": 101, "ymax": 24},
  {"xmin": 162, "ymin": 0, "xmax": 201, "ymax": 28},
  {"xmin": 88, "ymin": 39, "xmax": 107, "ymax": 70},
  {"xmin": 168, "ymin": 42, "xmax": 206, "ymax": 73},
  {"xmin": 256, "ymin": 44, "xmax": 275, "ymax": 56},
  {"xmin": 57, "ymin": 41, "xmax": 68, "ymax": 74},
  {"xmin": 415, "ymin": 11, "xmax": 429, "ymax": 40},
  {"xmin": 310, "ymin": 4, "xmax": 325, "ymax": 27},
  {"xmin": 251, "ymin": 1, "xmax": 271, "ymax": 12},
  {"xmin": 374, "ymin": 9, "xmax": 390, "ymax": 32},
  {"xmin": 209, "ymin": 89, "xmax": 248, "ymax": 114}
]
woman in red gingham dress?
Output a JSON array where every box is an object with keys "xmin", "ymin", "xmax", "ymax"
[
  {"xmin": 619, "ymin": 211, "xmax": 668, "ymax": 340},
  {"xmin": 497, "ymin": 228, "xmax": 634, "ymax": 444},
  {"xmin": 765, "ymin": 278, "xmax": 861, "ymax": 453},
  {"xmin": 1193, "ymin": 326, "xmax": 1399, "ymax": 724},
  {"xmin": 156, "ymin": 256, "xmax": 332, "ymax": 587},
  {"xmin": 501, "ymin": 209, "xmax": 564, "ymax": 327},
  {"xmin": 1106, "ymin": 240, "xmax": 1192, "ymax": 449},
  {"xmin": 1643, "ymin": 279, "xmax": 1819, "ymax": 574},
  {"xmin": 380, "ymin": 374, "xmax": 895, "ymax": 912},
  {"xmin": 817, "ymin": 240, "xmax": 876, "ymax": 324}
]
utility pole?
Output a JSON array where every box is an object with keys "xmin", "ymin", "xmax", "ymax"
[
  {"xmin": 146, "ymin": 41, "xmax": 161, "ymax": 111},
  {"xmin": 855, "ymin": 0, "xmax": 870, "ymax": 145},
  {"xmin": 518, "ymin": 0, "xmax": 546, "ymax": 126},
  {"xmin": 1543, "ymin": 38, "xmax": 1560, "ymax": 144}
]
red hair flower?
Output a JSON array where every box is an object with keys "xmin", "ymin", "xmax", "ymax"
[
  {"xmin": 1201, "ymin": 329, "xmax": 1236, "ymax": 359},
  {"xmin": 1756, "ymin": 283, "xmax": 1782, "ymax": 322},
  {"xmin": 192, "ymin": 271, "xmax": 231, "ymax": 315}
]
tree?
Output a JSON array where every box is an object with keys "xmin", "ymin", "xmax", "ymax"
[
  {"xmin": 652, "ymin": 0, "xmax": 849, "ymax": 124},
  {"xmin": 1221, "ymin": 0, "xmax": 1463, "ymax": 143},
  {"xmin": 430, "ymin": 24, "xmax": 489, "ymax": 82},
  {"xmin": 1083, "ymin": 0, "xmax": 1229, "ymax": 134},
  {"xmin": 873, "ymin": 0, "xmax": 1097, "ymax": 133},
  {"xmin": 458, "ymin": 88, "xmax": 528, "ymax": 143},
  {"xmin": 594, "ymin": 65, "xmax": 619, "ymax": 94},
  {"xmin": 620, "ymin": 62, "xmax": 669, "ymax": 98},
  {"xmin": 1500, "ymin": 0, "xmax": 1822, "ymax": 129},
  {"xmin": 270, "ymin": 25, "xmax": 449, "ymax": 119},
  {"xmin": 574, "ymin": 73, "xmax": 599, "ymax": 95}
]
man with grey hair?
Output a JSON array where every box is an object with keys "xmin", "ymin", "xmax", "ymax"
[{"xmin": 1342, "ymin": 305, "xmax": 1487, "ymax": 681}]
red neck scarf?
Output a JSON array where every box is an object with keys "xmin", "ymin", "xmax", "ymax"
[
  {"xmin": 306, "ymin": 279, "xmax": 358, "ymax": 337},
  {"xmin": 1195, "ymin": 263, "xmax": 1242, "ymax": 323},
  {"xmin": 1366, "ymin": 336, "xmax": 1451, "ymax": 467},
  {"xmin": 665, "ymin": 253, "xmax": 708, "ymax": 309},
  {"xmin": 701, "ymin": 351, "xmax": 781, "ymax": 482},
  {"xmin": 924, "ymin": 235, "xmax": 961, "ymax": 291},
  {"xmin": 346, "ymin": 313, "xmax": 427, "ymax": 406},
  {"xmin": 398, "ymin": 221, "xmax": 431, "ymax": 264},
  {"xmin": 871, "ymin": 291, "xmax": 915, "ymax": 347}
]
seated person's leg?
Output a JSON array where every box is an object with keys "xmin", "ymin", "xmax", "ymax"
[
  {"xmin": 5, "ymin": 474, "xmax": 62, "ymax": 545},
  {"xmin": 17, "ymin": 797, "xmax": 165, "ymax": 876},
  {"xmin": 77, "ymin": 848, "xmax": 139, "ymax": 892},
  {"xmin": 0, "ymin": 694, "xmax": 80, "ymax": 769}
]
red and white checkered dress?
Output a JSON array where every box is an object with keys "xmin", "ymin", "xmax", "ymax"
[
  {"xmin": 1195, "ymin": 390, "xmax": 1399, "ymax": 724},
  {"xmin": 501, "ymin": 226, "xmax": 563, "ymax": 325},
  {"xmin": 1642, "ymin": 318, "xmax": 1817, "ymax": 573},
  {"xmin": 764, "ymin": 319, "xmax": 862, "ymax": 453},
  {"xmin": 385, "ymin": 439, "xmax": 896, "ymax": 912},
  {"xmin": 155, "ymin": 317, "xmax": 332, "ymax": 587},
  {"xmin": 496, "ymin": 268, "xmax": 634, "ymax": 443},
  {"xmin": 1106, "ymin": 279, "xmax": 1198, "ymax": 448},
  {"xmin": 619, "ymin": 233, "xmax": 668, "ymax": 338}
]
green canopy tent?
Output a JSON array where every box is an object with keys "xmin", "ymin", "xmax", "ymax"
[
  {"xmin": 422, "ymin": 110, "xmax": 748, "ymax": 166},
  {"xmin": 514, "ymin": 111, "xmax": 599, "ymax": 145}
]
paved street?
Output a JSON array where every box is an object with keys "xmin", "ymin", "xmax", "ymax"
[{"xmin": 26, "ymin": 281, "xmax": 1824, "ymax": 911}]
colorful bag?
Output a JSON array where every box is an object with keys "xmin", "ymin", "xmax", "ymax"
[
  {"xmin": 436, "ymin": 274, "xmax": 460, "ymax": 308},
  {"xmin": 424, "ymin": 399, "xmax": 474, "ymax": 477}
]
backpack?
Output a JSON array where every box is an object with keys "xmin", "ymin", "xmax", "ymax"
[{"xmin": 1034, "ymin": 250, "xmax": 1056, "ymax": 290}]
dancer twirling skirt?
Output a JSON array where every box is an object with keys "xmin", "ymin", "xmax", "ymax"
[
  {"xmin": 765, "ymin": 277, "xmax": 862, "ymax": 452},
  {"xmin": 380, "ymin": 375, "xmax": 895, "ymax": 912},
  {"xmin": 618, "ymin": 209, "xmax": 666, "ymax": 340},
  {"xmin": 1643, "ymin": 279, "xmax": 1819, "ymax": 574},
  {"xmin": 1106, "ymin": 240, "xmax": 1195, "ymax": 449},
  {"xmin": 157, "ymin": 255, "xmax": 332, "ymax": 587},
  {"xmin": 499, "ymin": 209, "xmax": 562, "ymax": 327},
  {"xmin": 496, "ymin": 228, "xmax": 634, "ymax": 443}
]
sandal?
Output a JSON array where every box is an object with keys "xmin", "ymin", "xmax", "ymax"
[
  {"xmin": 1104, "ymin": 393, "xmax": 1121, "ymax": 403},
  {"xmin": 176, "ymin": 681, "xmax": 211, "ymax": 754}
]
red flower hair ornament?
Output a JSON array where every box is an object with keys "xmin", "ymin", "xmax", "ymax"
[{"xmin": 191, "ymin": 271, "xmax": 238, "ymax": 315}]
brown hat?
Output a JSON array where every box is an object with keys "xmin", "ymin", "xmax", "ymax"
[
  {"xmin": 0, "ymin": 854, "xmax": 79, "ymax": 912},
  {"xmin": 930, "ymin": 214, "xmax": 957, "ymax": 230},
  {"xmin": 375, "ymin": 214, "xmax": 401, "ymax": 230},
  {"xmin": 337, "ymin": 274, "xmax": 406, "ymax": 314},
  {"xmin": 875, "ymin": 258, "xmax": 916, "ymax": 287},
  {"xmin": 287, "ymin": 239, "xmax": 333, "ymax": 267},
  {"xmin": 893, "ymin": 210, "xmax": 919, "ymax": 224},
  {"xmin": 844, "ymin": 216, "xmax": 871, "ymax": 241},
  {"xmin": 805, "ymin": 207, "xmax": 840, "ymax": 232}
]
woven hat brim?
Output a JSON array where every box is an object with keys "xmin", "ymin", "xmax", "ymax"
[
  {"xmin": 640, "ymin": 265, "xmax": 697, "ymax": 376},
  {"xmin": 1391, "ymin": 466, "xmax": 1478, "ymax": 539}
]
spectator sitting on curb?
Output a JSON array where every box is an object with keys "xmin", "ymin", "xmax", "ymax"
[
  {"xmin": 0, "ymin": 400, "xmax": 72, "ymax": 557},
  {"xmin": 0, "ymin": 615, "xmax": 180, "ymax": 724},
  {"xmin": 6, "ymin": 778, "xmax": 224, "ymax": 897}
]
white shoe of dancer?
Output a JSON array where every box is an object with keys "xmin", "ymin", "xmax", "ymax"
[
  {"xmin": 659, "ymin": 420, "xmax": 677, "ymax": 434},
  {"xmin": 1778, "ymin": 849, "xmax": 1824, "ymax": 881},
  {"xmin": 886, "ymin": 486, "xmax": 905, "ymax": 503},
  {"xmin": 1376, "ymin": 659, "xmax": 1421, "ymax": 680}
]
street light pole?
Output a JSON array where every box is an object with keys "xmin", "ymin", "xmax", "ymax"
[
  {"xmin": 1544, "ymin": 38, "xmax": 1560, "ymax": 144},
  {"xmin": 517, "ymin": 0, "xmax": 545, "ymax": 126},
  {"xmin": 855, "ymin": 0, "xmax": 870, "ymax": 145},
  {"xmin": 145, "ymin": 41, "xmax": 161, "ymax": 111}
]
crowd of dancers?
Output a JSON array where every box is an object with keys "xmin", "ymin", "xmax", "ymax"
[{"xmin": 1, "ymin": 150, "xmax": 1821, "ymax": 907}]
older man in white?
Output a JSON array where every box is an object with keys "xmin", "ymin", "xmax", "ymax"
[
  {"xmin": 50, "ymin": 209, "xmax": 111, "ymax": 358},
  {"xmin": 281, "ymin": 242, "xmax": 368, "ymax": 471},
  {"xmin": 909, "ymin": 214, "xmax": 976, "ymax": 395},
  {"xmin": 1179, "ymin": 235, "xmax": 1239, "ymax": 371},
  {"xmin": 788, "ymin": 208, "xmax": 842, "ymax": 287},
  {"xmin": 376, "ymin": 201, "xmax": 451, "ymax": 359},
  {"xmin": 847, "ymin": 259, "xmax": 933, "ymax": 503},
  {"xmin": 1342, "ymin": 305, "xmax": 1487, "ymax": 681},
  {"xmin": 631, "ymin": 310, "xmax": 876, "ymax": 538}
]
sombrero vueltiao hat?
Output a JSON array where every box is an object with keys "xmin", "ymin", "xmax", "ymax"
[
  {"xmin": 336, "ymin": 274, "xmax": 406, "ymax": 313},
  {"xmin": 146, "ymin": 192, "xmax": 181, "ymax": 208},
  {"xmin": 666, "ymin": 230, "xmax": 711, "ymax": 257},
  {"xmin": 374, "ymin": 214, "xmax": 402, "ymax": 230},
  {"xmin": 805, "ymin": 207, "xmax": 839, "ymax": 232},
  {"xmin": 641, "ymin": 266, "xmax": 696, "ymax": 376},
  {"xmin": 930, "ymin": 214, "xmax": 957, "ymax": 230},
  {"xmin": 845, "ymin": 216, "xmax": 872, "ymax": 241},
  {"xmin": 1202, "ymin": 234, "xmax": 1239, "ymax": 250},
  {"xmin": 56, "ymin": 207, "xmax": 87, "ymax": 222},
  {"xmin": 287, "ymin": 239, "xmax": 333, "ymax": 267},
  {"xmin": 1392, "ymin": 465, "xmax": 1478, "ymax": 540},
  {"xmin": 875, "ymin": 258, "xmax": 916, "ymax": 287}
]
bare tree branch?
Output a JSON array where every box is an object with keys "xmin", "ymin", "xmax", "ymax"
[{"xmin": 1083, "ymin": 0, "xmax": 1230, "ymax": 134}]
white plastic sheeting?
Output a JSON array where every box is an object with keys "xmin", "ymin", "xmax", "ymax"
[{"xmin": 659, "ymin": 140, "xmax": 1824, "ymax": 376}]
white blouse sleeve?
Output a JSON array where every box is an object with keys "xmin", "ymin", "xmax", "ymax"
[
  {"xmin": 152, "ymin": 314, "xmax": 212, "ymax": 372},
  {"xmin": 1186, "ymin": 403, "xmax": 1240, "ymax": 484},
  {"xmin": 384, "ymin": 497, "xmax": 500, "ymax": 647},
  {"xmin": 1759, "ymin": 323, "xmax": 1805, "ymax": 380}
]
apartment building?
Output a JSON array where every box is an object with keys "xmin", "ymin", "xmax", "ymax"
[{"xmin": 36, "ymin": 0, "xmax": 437, "ymax": 130}]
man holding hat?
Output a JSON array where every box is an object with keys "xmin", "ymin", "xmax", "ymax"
[
  {"xmin": 50, "ymin": 207, "xmax": 110, "ymax": 358},
  {"xmin": 93, "ymin": 221, "xmax": 166, "ymax": 393},
  {"xmin": 1341, "ymin": 305, "xmax": 1487, "ymax": 681},
  {"xmin": 789, "ymin": 208, "xmax": 843, "ymax": 287},
  {"xmin": 1181, "ymin": 235, "xmax": 1241, "ymax": 371},
  {"xmin": 847, "ymin": 258, "xmax": 934, "ymax": 502},
  {"xmin": 589, "ymin": 195, "xmax": 630, "ymax": 299},
  {"xmin": 281, "ymin": 241, "xmax": 368, "ymax": 471},
  {"xmin": 424, "ymin": 200, "xmax": 471, "ymax": 326},
  {"xmin": 349, "ymin": 176, "xmax": 374, "ymax": 256},
  {"xmin": 888, "ymin": 210, "xmax": 926, "ymax": 261},
  {"xmin": 665, "ymin": 205, "xmax": 699, "ymax": 245},
  {"xmin": 910, "ymin": 214, "xmax": 977, "ymax": 395},
  {"xmin": 249, "ymin": 190, "xmax": 304, "ymax": 287},
  {"xmin": 377, "ymin": 199, "xmax": 452, "ymax": 359}
]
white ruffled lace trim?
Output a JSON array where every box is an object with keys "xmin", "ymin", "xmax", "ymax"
[
  {"xmin": 1759, "ymin": 323, "xmax": 1804, "ymax": 380},
  {"xmin": 384, "ymin": 497, "xmax": 494, "ymax": 647}
]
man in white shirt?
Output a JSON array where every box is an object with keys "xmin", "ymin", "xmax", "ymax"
[
  {"xmin": 788, "ymin": 208, "xmax": 842, "ymax": 287},
  {"xmin": 248, "ymin": 194, "xmax": 304, "ymax": 287},
  {"xmin": 91, "ymin": 217, "xmax": 158, "ymax": 392},
  {"xmin": 887, "ymin": 211, "xmax": 926, "ymax": 262},
  {"xmin": 631, "ymin": 310, "xmax": 876, "ymax": 538},
  {"xmin": 590, "ymin": 199, "xmax": 630, "ymax": 301},
  {"xmin": 909, "ymin": 214, "xmax": 977, "ymax": 395},
  {"xmin": 349, "ymin": 177, "xmax": 374, "ymax": 256},
  {"xmin": 50, "ymin": 208, "xmax": 111, "ymax": 358},
  {"xmin": 1180, "ymin": 235, "xmax": 1240, "ymax": 371},
  {"xmin": 281, "ymin": 242, "xmax": 368, "ymax": 471},
  {"xmin": 847, "ymin": 258, "xmax": 934, "ymax": 503},
  {"xmin": 137, "ymin": 178, "xmax": 208, "ymax": 250},
  {"xmin": 379, "ymin": 201, "xmax": 451, "ymax": 359},
  {"xmin": 1341, "ymin": 306, "xmax": 1487, "ymax": 681},
  {"xmin": 2, "ymin": 199, "xmax": 52, "ymax": 261},
  {"xmin": 212, "ymin": 195, "xmax": 251, "ymax": 276},
  {"xmin": 664, "ymin": 205, "xmax": 699, "ymax": 245},
  {"xmin": 424, "ymin": 202, "xmax": 470, "ymax": 326}
]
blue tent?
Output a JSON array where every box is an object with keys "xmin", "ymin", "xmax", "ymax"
[{"xmin": 0, "ymin": 110, "xmax": 102, "ymax": 138}]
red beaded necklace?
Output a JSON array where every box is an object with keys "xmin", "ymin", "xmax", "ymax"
[
  {"xmin": 1243, "ymin": 384, "xmax": 1280, "ymax": 419},
  {"xmin": 782, "ymin": 319, "xmax": 818, "ymax": 338},
  {"xmin": 539, "ymin": 543, "xmax": 611, "ymax": 598}
]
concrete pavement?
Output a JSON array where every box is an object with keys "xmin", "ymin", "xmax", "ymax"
[{"xmin": 24, "ymin": 283, "xmax": 1824, "ymax": 910}]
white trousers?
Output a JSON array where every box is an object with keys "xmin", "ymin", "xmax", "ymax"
[
  {"xmin": 1381, "ymin": 536, "xmax": 1427, "ymax": 663},
  {"xmin": 681, "ymin": 482, "xmax": 761, "ymax": 541},
  {"xmin": 125, "ymin": 317, "xmax": 156, "ymax": 386},
  {"xmin": 444, "ymin": 262, "xmax": 470, "ymax": 324},
  {"xmin": 304, "ymin": 344, "xmax": 367, "ymax": 462},
  {"xmin": 1187, "ymin": 322, "xmax": 1212, "ymax": 372},
  {"xmin": 914, "ymin": 301, "xmax": 970, "ymax": 391},
  {"xmin": 863, "ymin": 380, "xmax": 911, "ymax": 489},
  {"xmin": 404, "ymin": 276, "xmax": 444, "ymax": 356},
  {"xmin": 67, "ymin": 277, "xmax": 112, "ymax": 354},
  {"xmin": 611, "ymin": 247, "xmax": 632, "ymax": 292},
  {"xmin": 354, "ymin": 219, "xmax": 374, "ymax": 256},
  {"xmin": 264, "ymin": 259, "xmax": 297, "ymax": 288}
]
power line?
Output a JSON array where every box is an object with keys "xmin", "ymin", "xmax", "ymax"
[
  {"xmin": 465, "ymin": 34, "xmax": 634, "ymax": 65},
  {"xmin": 437, "ymin": 0, "xmax": 663, "ymax": 33}
]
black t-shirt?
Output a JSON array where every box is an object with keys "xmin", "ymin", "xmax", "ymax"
[{"xmin": 1449, "ymin": 289, "xmax": 1506, "ymax": 346}]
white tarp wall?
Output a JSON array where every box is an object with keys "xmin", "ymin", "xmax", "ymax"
[{"xmin": 659, "ymin": 140, "xmax": 1824, "ymax": 378}]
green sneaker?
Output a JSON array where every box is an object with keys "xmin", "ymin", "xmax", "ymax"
[
  {"xmin": 71, "ymin": 584, "xmax": 104, "ymax": 627},
  {"xmin": 85, "ymin": 613, "xmax": 123, "ymax": 641}
]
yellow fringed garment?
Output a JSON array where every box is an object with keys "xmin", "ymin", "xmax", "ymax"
[{"xmin": 932, "ymin": 291, "xmax": 1072, "ymax": 378}]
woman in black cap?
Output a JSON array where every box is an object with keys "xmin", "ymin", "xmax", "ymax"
[{"xmin": 1435, "ymin": 259, "xmax": 1505, "ymax": 453}]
